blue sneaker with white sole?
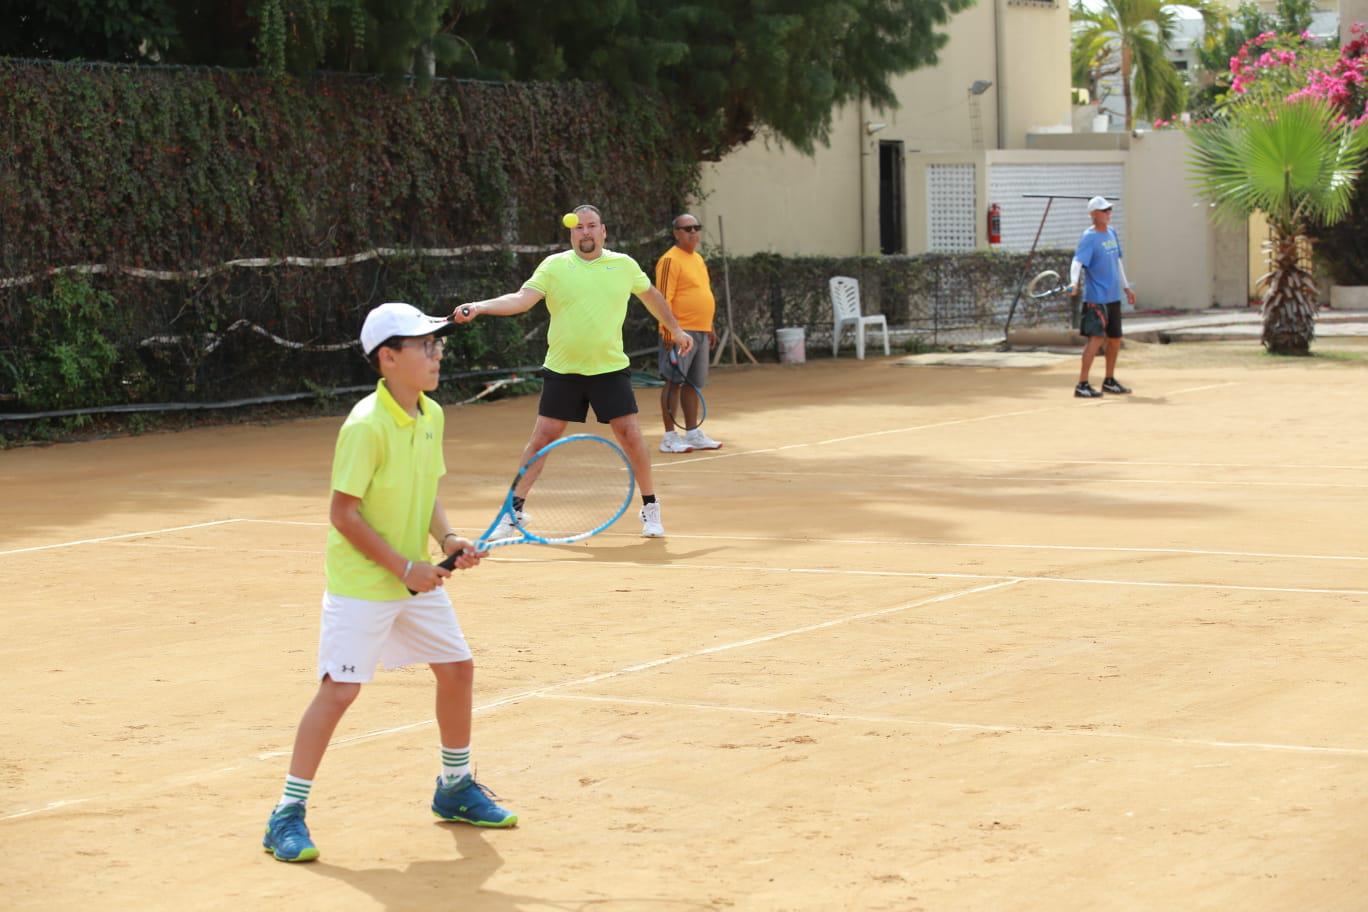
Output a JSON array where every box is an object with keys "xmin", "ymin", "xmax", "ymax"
[
  {"xmin": 262, "ymin": 803, "xmax": 320, "ymax": 862},
  {"xmin": 431, "ymin": 775, "xmax": 518, "ymax": 827}
]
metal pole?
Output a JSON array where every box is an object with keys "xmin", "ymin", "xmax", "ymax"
[
  {"xmin": 718, "ymin": 214, "xmax": 737, "ymax": 364},
  {"xmin": 1002, "ymin": 196, "xmax": 1054, "ymax": 339}
]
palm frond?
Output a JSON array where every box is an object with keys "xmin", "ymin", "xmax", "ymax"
[{"xmin": 1189, "ymin": 99, "xmax": 1368, "ymax": 234}]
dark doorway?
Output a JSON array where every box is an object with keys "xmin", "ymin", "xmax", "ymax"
[{"xmin": 878, "ymin": 141, "xmax": 905, "ymax": 255}]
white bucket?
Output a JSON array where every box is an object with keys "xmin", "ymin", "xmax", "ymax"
[{"xmin": 776, "ymin": 326, "xmax": 806, "ymax": 364}]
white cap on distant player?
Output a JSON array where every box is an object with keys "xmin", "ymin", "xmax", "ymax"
[
  {"xmin": 1087, "ymin": 196, "xmax": 1113, "ymax": 212},
  {"xmin": 360, "ymin": 302, "xmax": 454, "ymax": 356}
]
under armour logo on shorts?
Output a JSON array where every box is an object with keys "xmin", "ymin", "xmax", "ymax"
[{"xmin": 341, "ymin": 665, "xmax": 355, "ymax": 673}]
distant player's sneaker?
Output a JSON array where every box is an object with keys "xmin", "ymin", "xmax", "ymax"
[
  {"xmin": 683, "ymin": 428, "xmax": 722, "ymax": 450},
  {"xmin": 1101, "ymin": 377, "xmax": 1132, "ymax": 394},
  {"xmin": 1074, "ymin": 381, "xmax": 1102, "ymax": 399},
  {"xmin": 432, "ymin": 775, "xmax": 518, "ymax": 828},
  {"xmin": 489, "ymin": 510, "xmax": 529, "ymax": 541},
  {"xmin": 659, "ymin": 431, "xmax": 692, "ymax": 454},
  {"xmin": 262, "ymin": 803, "xmax": 320, "ymax": 862},
  {"xmin": 640, "ymin": 502, "xmax": 665, "ymax": 537}
]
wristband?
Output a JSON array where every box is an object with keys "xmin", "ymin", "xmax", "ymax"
[{"xmin": 402, "ymin": 560, "xmax": 413, "ymax": 580}]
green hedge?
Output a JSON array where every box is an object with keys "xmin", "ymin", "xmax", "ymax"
[{"xmin": 0, "ymin": 58, "xmax": 697, "ymax": 419}]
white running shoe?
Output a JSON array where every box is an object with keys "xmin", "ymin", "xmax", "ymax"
[
  {"xmin": 489, "ymin": 510, "xmax": 529, "ymax": 541},
  {"xmin": 640, "ymin": 502, "xmax": 665, "ymax": 537},
  {"xmin": 659, "ymin": 431, "xmax": 692, "ymax": 454},
  {"xmin": 683, "ymin": 428, "xmax": 722, "ymax": 450}
]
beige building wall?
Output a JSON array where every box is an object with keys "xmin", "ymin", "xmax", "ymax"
[
  {"xmin": 1344, "ymin": 0, "xmax": 1368, "ymax": 36},
  {"xmin": 995, "ymin": 0, "xmax": 1074, "ymax": 148},
  {"xmin": 694, "ymin": 0, "xmax": 1073, "ymax": 257},
  {"xmin": 694, "ymin": 105, "xmax": 865, "ymax": 257},
  {"xmin": 1123, "ymin": 131, "xmax": 1211, "ymax": 310}
]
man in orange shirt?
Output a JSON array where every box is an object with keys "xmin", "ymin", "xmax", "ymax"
[{"xmin": 655, "ymin": 213, "xmax": 722, "ymax": 452}]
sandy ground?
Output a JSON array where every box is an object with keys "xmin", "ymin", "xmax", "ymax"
[{"xmin": 3, "ymin": 341, "xmax": 1368, "ymax": 912}]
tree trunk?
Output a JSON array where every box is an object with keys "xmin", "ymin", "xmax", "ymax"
[
  {"xmin": 1260, "ymin": 233, "xmax": 1317, "ymax": 355},
  {"xmin": 1121, "ymin": 43, "xmax": 1133, "ymax": 131}
]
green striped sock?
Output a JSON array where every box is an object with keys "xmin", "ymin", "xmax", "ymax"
[
  {"xmin": 276, "ymin": 774, "xmax": 312, "ymax": 811},
  {"xmin": 441, "ymin": 745, "xmax": 471, "ymax": 784}
]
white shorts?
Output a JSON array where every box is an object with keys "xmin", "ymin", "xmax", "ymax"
[{"xmin": 318, "ymin": 589, "xmax": 472, "ymax": 683}]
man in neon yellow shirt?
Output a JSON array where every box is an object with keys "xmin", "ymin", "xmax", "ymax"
[{"xmin": 451, "ymin": 204, "xmax": 692, "ymax": 537}]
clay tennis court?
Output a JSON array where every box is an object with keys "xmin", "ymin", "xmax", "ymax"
[{"xmin": 4, "ymin": 341, "xmax": 1368, "ymax": 911}]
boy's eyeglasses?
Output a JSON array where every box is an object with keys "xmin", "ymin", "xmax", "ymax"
[
  {"xmin": 675, "ymin": 225, "xmax": 703, "ymax": 233},
  {"xmin": 401, "ymin": 337, "xmax": 446, "ymax": 358}
]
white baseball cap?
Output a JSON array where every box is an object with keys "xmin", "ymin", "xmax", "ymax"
[
  {"xmin": 1087, "ymin": 196, "xmax": 1113, "ymax": 212},
  {"xmin": 360, "ymin": 302, "xmax": 454, "ymax": 357}
]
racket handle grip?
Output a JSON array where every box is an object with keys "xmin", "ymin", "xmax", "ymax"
[{"xmin": 406, "ymin": 550, "xmax": 464, "ymax": 595}]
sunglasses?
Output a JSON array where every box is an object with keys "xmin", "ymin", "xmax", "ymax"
[{"xmin": 675, "ymin": 225, "xmax": 703, "ymax": 233}]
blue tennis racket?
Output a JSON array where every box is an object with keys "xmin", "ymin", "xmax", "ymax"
[
  {"xmin": 432, "ymin": 434, "xmax": 635, "ymax": 577},
  {"xmin": 665, "ymin": 344, "xmax": 707, "ymax": 430}
]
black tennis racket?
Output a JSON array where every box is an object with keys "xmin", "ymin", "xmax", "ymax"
[{"xmin": 664, "ymin": 344, "xmax": 706, "ymax": 431}]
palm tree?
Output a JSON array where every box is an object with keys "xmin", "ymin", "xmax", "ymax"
[
  {"xmin": 1072, "ymin": 0, "xmax": 1225, "ymax": 130},
  {"xmin": 1189, "ymin": 99, "xmax": 1368, "ymax": 354}
]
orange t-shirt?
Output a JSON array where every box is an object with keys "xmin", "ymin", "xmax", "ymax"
[{"xmin": 655, "ymin": 245, "xmax": 716, "ymax": 339}]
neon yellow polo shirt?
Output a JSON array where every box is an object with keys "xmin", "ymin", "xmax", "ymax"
[
  {"xmin": 524, "ymin": 248, "xmax": 651, "ymax": 375},
  {"xmin": 325, "ymin": 380, "xmax": 447, "ymax": 600}
]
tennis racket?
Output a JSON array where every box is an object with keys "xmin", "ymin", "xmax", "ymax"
[
  {"xmin": 411, "ymin": 434, "xmax": 635, "ymax": 592},
  {"xmin": 1026, "ymin": 269, "xmax": 1070, "ymax": 300},
  {"xmin": 664, "ymin": 344, "xmax": 706, "ymax": 430}
]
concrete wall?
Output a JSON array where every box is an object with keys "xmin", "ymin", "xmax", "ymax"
[{"xmin": 1123, "ymin": 130, "xmax": 1211, "ymax": 310}]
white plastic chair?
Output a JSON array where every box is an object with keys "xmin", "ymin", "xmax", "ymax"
[{"xmin": 828, "ymin": 276, "xmax": 890, "ymax": 359}]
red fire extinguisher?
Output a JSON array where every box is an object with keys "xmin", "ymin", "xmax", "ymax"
[{"xmin": 987, "ymin": 203, "xmax": 1002, "ymax": 245}]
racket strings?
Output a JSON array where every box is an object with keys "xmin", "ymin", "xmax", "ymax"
[{"xmin": 518, "ymin": 440, "xmax": 632, "ymax": 541}]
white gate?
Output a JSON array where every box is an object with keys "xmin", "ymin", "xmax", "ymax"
[{"xmin": 987, "ymin": 162, "xmax": 1125, "ymax": 251}]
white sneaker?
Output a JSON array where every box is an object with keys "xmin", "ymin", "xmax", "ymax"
[
  {"xmin": 490, "ymin": 510, "xmax": 529, "ymax": 541},
  {"xmin": 659, "ymin": 431, "xmax": 692, "ymax": 454},
  {"xmin": 683, "ymin": 428, "xmax": 722, "ymax": 450},
  {"xmin": 640, "ymin": 502, "xmax": 665, "ymax": 537}
]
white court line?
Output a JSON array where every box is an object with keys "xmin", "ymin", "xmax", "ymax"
[
  {"xmin": 655, "ymin": 381, "xmax": 1236, "ymax": 469},
  {"xmin": 144, "ymin": 522, "xmax": 1368, "ymax": 565},
  {"xmin": 682, "ymin": 469, "xmax": 1368, "ymax": 490},
  {"xmin": 960, "ymin": 457, "xmax": 1368, "ymax": 472},
  {"xmin": 491, "ymin": 556, "xmax": 1368, "ymax": 597},
  {"xmin": 252, "ymin": 580, "xmax": 1021, "ymax": 760},
  {"xmin": 541, "ymin": 693, "xmax": 1368, "ymax": 759},
  {"xmin": 0, "ymin": 518, "xmax": 242, "ymax": 557}
]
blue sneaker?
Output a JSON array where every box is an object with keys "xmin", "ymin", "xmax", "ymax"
[
  {"xmin": 262, "ymin": 803, "xmax": 320, "ymax": 862},
  {"xmin": 431, "ymin": 775, "xmax": 518, "ymax": 828}
]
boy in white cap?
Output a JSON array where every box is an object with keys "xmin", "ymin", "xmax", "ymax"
[
  {"xmin": 1069, "ymin": 196, "xmax": 1136, "ymax": 398},
  {"xmin": 261, "ymin": 302, "xmax": 516, "ymax": 864}
]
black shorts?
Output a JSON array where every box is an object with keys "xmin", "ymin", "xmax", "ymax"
[
  {"xmin": 538, "ymin": 367, "xmax": 638, "ymax": 424},
  {"xmin": 1080, "ymin": 301, "xmax": 1123, "ymax": 339}
]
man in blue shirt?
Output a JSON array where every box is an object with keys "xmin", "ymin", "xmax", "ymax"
[{"xmin": 1069, "ymin": 196, "xmax": 1136, "ymax": 398}]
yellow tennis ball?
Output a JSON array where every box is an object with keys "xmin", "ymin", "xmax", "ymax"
[{"xmin": 562, "ymin": 212, "xmax": 579, "ymax": 229}]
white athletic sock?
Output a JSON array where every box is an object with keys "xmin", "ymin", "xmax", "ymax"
[
  {"xmin": 275, "ymin": 774, "xmax": 312, "ymax": 811},
  {"xmin": 441, "ymin": 745, "xmax": 471, "ymax": 784}
]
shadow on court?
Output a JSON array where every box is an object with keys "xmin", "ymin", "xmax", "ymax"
[
  {"xmin": 303, "ymin": 825, "xmax": 719, "ymax": 912},
  {"xmin": 0, "ymin": 356, "xmax": 1236, "ymax": 544}
]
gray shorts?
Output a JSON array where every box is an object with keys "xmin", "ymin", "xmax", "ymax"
[{"xmin": 658, "ymin": 331, "xmax": 710, "ymax": 388}]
